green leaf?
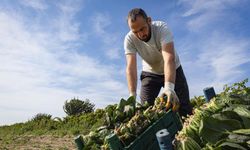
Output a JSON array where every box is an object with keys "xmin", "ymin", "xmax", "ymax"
[
  {"xmin": 212, "ymin": 110, "xmax": 243, "ymax": 123},
  {"xmin": 217, "ymin": 142, "xmax": 247, "ymax": 150},
  {"xmin": 126, "ymin": 96, "xmax": 136, "ymax": 107},
  {"xmin": 234, "ymin": 107, "xmax": 250, "ymax": 118},
  {"xmin": 234, "ymin": 107, "xmax": 250, "ymax": 128},
  {"xmin": 123, "ymin": 105, "xmax": 135, "ymax": 118},
  {"xmin": 199, "ymin": 117, "xmax": 243, "ymax": 144},
  {"xmin": 247, "ymin": 140, "xmax": 250, "ymax": 145},
  {"xmin": 117, "ymin": 98, "xmax": 127, "ymax": 111},
  {"xmin": 228, "ymin": 133, "xmax": 250, "ymax": 143},
  {"xmin": 233, "ymin": 129, "xmax": 250, "ymax": 135}
]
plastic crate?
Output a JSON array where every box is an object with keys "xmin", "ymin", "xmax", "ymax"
[{"xmin": 106, "ymin": 110, "xmax": 182, "ymax": 150}]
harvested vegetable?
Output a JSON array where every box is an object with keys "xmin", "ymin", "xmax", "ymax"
[{"xmin": 175, "ymin": 79, "xmax": 250, "ymax": 149}]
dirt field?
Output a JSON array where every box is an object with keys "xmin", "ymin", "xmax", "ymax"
[{"xmin": 0, "ymin": 135, "xmax": 76, "ymax": 150}]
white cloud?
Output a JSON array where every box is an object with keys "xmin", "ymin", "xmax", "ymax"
[
  {"xmin": 186, "ymin": 12, "xmax": 217, "ymax": 30},
  {"xmin": 58, "ymin": 1, "xmax": 82, "ymax": 14},
  {"xmin": 92, "ymin": 13, "xmax": 111, "ymax": 35},
  {"xmin": 56, "ymin": 1, "xmax": 89, "ymax": 42},
  {"xmin": 198, "ymin": 32, "xmax": 250, "ymax": 82},
  {"xmin": 106, "ymin": 48, "xmax": 121, "ymax": 59},
  {"xmin": 0, "ymin": 4, "xmax": 127, "ymax": 125},
  {"xmin": 20, "ymin": 0, "xmax": 48, "ymax": 10},
  {"xmin": 180, "ymin": 0, "xmax": 240, "ymax": 16},
  {"xmin": 179, "ymin": 0, "xmax": 242, "ymax": 30},
  {"xmin": 176, "ymin": 0, "xmax": 250, "ymax": 97},
  {"xmin": 91, "ymin": 13, "xmax": 122, "ymax": 60},
  {"xmin": 51, "ymin": 1, "xmax": 85, "ymax": 42},
  {"xmin": 181, "ymin": 31, "xmax": 250, "ymax": 97}
]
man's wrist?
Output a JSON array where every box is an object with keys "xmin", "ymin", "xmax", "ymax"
[
  {"xmin": 164, "ymin": 82, "xmax": 175, "ymax": 91},
  {"xmin": 129, "ymin": 91, "xmax": 136, "ymax": 97}
]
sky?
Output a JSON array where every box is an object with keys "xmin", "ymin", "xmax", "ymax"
[{"xmin": 0, "ymin": 0, "xmax": 250, "ymax": 126}]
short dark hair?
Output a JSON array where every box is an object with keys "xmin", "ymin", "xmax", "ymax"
[{"xmin": 127, "ymin": 8, "xmax": 148, "ymax": 22}]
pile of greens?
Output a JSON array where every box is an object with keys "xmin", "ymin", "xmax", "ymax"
[
  {"xmin": 82, "ymin": 96, "xmax": 169, "ymax": 149},
  {"xmin": 175, "ymin": 79, "xmax": 250, "ymax": 150}
]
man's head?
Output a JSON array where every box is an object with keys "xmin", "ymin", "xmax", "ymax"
[{"xmin": 127, "ymin": 8, "xmax": 152, "ymax": 42}]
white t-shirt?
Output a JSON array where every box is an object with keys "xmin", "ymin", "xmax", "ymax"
[{"xmin": 124, "ymin": 21, "xmax": 181, "ymax": 75}]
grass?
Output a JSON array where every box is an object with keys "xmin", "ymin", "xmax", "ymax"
[{"xmin": 0, "ymin": 110, "xmax": 106, "ymax": 149}]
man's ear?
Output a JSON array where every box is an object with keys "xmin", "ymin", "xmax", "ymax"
[{"xmin": 147, "ymin": 17, "xmax": 152, "ymax": 24}]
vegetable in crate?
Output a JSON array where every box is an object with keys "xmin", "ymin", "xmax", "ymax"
[
  {"xmin": 113, "ymin": 96, "xmax": 168, "ymax": 147},
  {"xmin": 115, "ymin": 110, "xmax": 151, "ymax": 146}
]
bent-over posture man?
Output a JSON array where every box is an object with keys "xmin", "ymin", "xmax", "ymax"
[{"xmin": 124, "ymin": 8, "xmax": 192, "ymax": 117}]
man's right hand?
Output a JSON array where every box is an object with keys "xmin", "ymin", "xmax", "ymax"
[{"xmin": 126, "ymin": 54, "xmax": 137, "ymax": 101}]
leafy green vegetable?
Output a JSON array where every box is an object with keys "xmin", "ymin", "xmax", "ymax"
[
  {"xmin": 199, "ymin": 117, "xmax": 243, "ymax": 144},
  {"xmin": 233, "ymin": 107, "xmax": 250, "ymax": 128},
  {"xmin": 232, "ymin": 129, "xmax": 250, "ymax": 135},
  {"xmin": 212, "ymin": 110, "xmax": 243, "ymax": 123},
  {"xmin": 215, "ymin": 142, "xmax": 248, "ymax": 150}
]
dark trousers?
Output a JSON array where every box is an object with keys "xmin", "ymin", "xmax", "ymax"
[{"xmin": 140, "ymin": 66, "xmax": 192, "ymax": 117}]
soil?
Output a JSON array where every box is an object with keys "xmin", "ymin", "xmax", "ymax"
[{"xmin": 0, "ymin": 135, "xmax": 76, "ymax": 150}]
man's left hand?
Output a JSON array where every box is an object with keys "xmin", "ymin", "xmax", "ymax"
[{"xmin": 161, "ymin": 82, "xmax": 180, "ymax": 112}]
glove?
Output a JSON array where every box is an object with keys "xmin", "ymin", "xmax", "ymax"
[
  {"xmin": 160, "ymin": 82, "xmax": 180, "ymax": 112},
  {"xmin": 129, "ymin": 91, "xmax": 136, "ymax": 100}
]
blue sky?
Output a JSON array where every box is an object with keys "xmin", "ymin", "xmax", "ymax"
[{"xmin": 0, "ymin": 0, "xmax": 250, "ymax": 125}]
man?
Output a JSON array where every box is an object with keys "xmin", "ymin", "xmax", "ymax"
[{"xmin": 124, "ymin": 8, "xmax": 192, "ymax": 117}]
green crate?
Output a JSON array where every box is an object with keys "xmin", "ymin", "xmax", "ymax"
[
  {"xmin": 74, "ymin": 135, "xmax": 84, "ymax": 150},
  {"xmin": 106, "ymin": 110, "xmax": 182, "ymax": 150}
]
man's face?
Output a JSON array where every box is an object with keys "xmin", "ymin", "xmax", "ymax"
[{"xmin": 128, "ymin": 16, "xmax": 151, "ymax": 42}]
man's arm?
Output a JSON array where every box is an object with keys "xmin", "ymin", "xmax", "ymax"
[
  {"xmin": 126, "ymin": 54, "xmax": 137, "ymax": 96},
  {"xmin": 161, "ymin": 42, "xmax": 180, "ymax": 111},
  {"xmin": 162, "ymin": 42, "xmax": 176, "ymax": 84}
]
